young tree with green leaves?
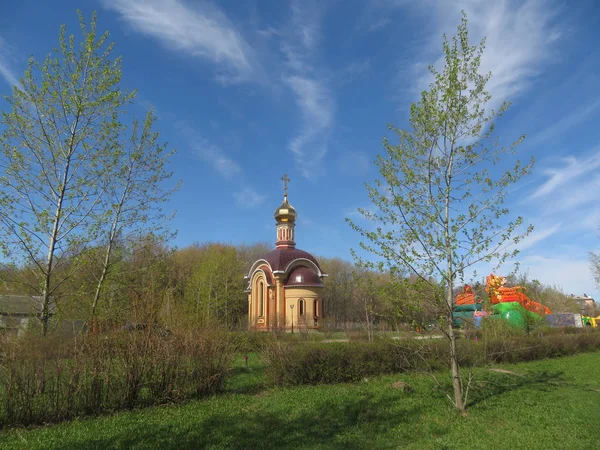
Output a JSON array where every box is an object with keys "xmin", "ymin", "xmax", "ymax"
[
  {"xmin": 0, "ymin": 12, "xmax": 178, "ymax": 334},
  {"xmin": 0, "ymin": 12, "xmax": 133, "ymax": 335},
  {"xmin": 90, "ymin": 109, "xmax": 178, "ymax": 323},
  {"xmin": 347, "ymin": 13, "xmax": 533, "ymax": 413}
]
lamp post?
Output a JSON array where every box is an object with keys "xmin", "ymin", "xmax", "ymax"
[{"xmin": 290, "ymin": 304, "xmax": 295, "ymax": 334}]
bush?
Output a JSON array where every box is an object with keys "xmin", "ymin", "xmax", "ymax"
[
  {"xmin": 261, "ymin": 338, "xmax": 447, "ymax": 386},
  {"xmin": 261, "ymin": 330, "xmax": 600, "ymax": 386},
  {"xmin": 0, "ymin": 327, "xmax": 239, "ymax": 427}
]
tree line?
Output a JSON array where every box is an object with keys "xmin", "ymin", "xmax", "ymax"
[{"xmin": 0, "ymin": 237, "xmax": 581, "ymax": 333}]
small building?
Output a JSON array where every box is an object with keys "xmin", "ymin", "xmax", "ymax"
[
  {"xmin": 571, "ymin": 294, "xmax": 596, "ymax": 314},
  {"xmin": 0, "ymin": 295, "xmax": 52, "ymax": 337},
  {"xmin": 245, "ymin": 175, "xmax": 326, "ymax": 331}
]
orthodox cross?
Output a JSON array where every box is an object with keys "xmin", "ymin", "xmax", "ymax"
[{"xmin": 281, "ymin": 173, "xmax": 290, "ymax": 197}]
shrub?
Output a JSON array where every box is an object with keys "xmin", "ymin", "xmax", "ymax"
[
  {"xmin": 0, "ymin": 327, "xmax": 239, "ymax": 427},
  {"xmin": 261, "ymin": 330, "xmax": 600, "ymax": 386}
]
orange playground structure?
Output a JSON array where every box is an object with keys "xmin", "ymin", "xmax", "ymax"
[{"xmin": 455, "ymin": 273, "xmax": 552, "ymax": 315}]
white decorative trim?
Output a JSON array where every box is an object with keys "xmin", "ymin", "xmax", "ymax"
[{"xmin": 284, "ymin": 258, "xmax": 325, "ymax": 277}]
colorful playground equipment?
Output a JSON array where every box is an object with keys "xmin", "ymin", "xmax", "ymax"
[
  {"xmin": 582, "ymin": 316, "xmax": 599, "ymax": 327},
  {"xmin": 453, "ymin": 273, "xmax": 552, "ymax": 330}
]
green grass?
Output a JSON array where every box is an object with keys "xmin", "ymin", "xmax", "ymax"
[{"xmin": 1, "ymin": 352, "xmax": 600, "ymax": 449}]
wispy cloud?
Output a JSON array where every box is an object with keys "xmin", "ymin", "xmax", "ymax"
[
  {"xmin": 515, "ymin": 223, "xmax": 561, "ymax": 252},
  {"xmin": 579, "ymin": 212, "xmax": 600, "ymax": 231},
  {"xmin": 337, "ymin": 60, "xmax": 370, "ymax": 86},
  {"xmin": 281, "ymin": 0, "xmax": 323, "ymax": 73},
  {"xmin": 528, "ymin": 149, "xmax": 600, "ymax": 201},
  {"xmin": 475, "ymin": 252, "xmax": 597, "ymax": 297},
  {"xmin": 392, "ymin": 0, "xmax": 563, "ymax": 110},
  {"xmin": 367, "ymin": 17, "xmax": 391, "ymax": 32},
  {"xmin": 281, "ymin": 1, "xmax": 334, "ymax": 179},
  {"xmin": 337, "ymin": 151, "xmax": 370, "ymax": 175},
  {"xmin": 0, "ymin": 37, "xmax": 19, "ymax": 88},
  {"xmin": 527, "ymin": 98, "xmax": 600, "ymax": 148},
  {"xmin": 518, "ymin": 254, "xmax": 596, "ymax": 296},
  {"xmin": 234, "ymin": 188, "xmax": 265, "ymax": 208},
  {"xmin": 285, "ymin": 75, "xmax": 333, "ymax": 178},
  {"xmin": 103, "ymin": 0, "xmax": 259, "ymax": 83},
  {"xmin": 176, "ymin": 123, "xmax": 241, "ymax": 179}
]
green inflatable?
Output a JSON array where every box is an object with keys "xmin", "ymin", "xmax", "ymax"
[{"xmin": 491, "ymin": 302, "xmax": 542, "ymax": 330}]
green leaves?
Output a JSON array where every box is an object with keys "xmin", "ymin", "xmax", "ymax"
[
  {"xmin": 0, "ymin": 12, "xmax": 177, "ymax": 334},
  {"xmin": 348, "ymin": 12, "xmax": 533, "ymax": 290}
]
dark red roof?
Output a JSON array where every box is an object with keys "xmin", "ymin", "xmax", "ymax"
[
  {"xmin": 285, "ymin": 267, "xmax": 324, "ymax": 287},
  {"xmin": 260, "ymin": 247, "xmax": 322, "ymax": 272}
]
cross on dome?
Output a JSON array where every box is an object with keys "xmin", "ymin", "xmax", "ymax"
[{"xmin": 281, "ymin": 173, "xmax": 290, "ymax": 198}]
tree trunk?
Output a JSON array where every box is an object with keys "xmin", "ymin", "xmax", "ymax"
[
  {"xmin": 91, "ymin": 165, "xmax": 131, "ymax": 323},
  {"xmin": 42, "ymin": 152, "xmax": 74, "ymax": 336},
  {"xmin": 90, "ymin": 232, "xmax": 114, "ymax": 322},
  {"xmin": 447, "ymin": 296, "xmax": 466, "ymax": 413}
]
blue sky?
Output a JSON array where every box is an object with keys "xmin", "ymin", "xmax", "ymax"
[{"xmin": 1, "ymin": 0, "xmax": 599, "ymax": 299}]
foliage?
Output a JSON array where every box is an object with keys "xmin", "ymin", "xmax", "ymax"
[
  {"xmin": 89, "ymin": 108, "xmax": 179, "ymax": 322},
  {"xmin": 0, "ymin": 12, "xmax": 134, "ymax": 334},
  {"xmin": 347, "ymin": 13, "xmax": 534, "ymax": 412},
  {"xmin": 261, "ymin": 330, "xmax": 600, "ymax": 387},
  {"xmin": 318, "ymin": 257, "xmax": 357, "ymax": 328},
  {"xmin": 0, "ymin": 327, "xmax": 239, "ymax": 427},
  {"xmin": 0, "ymin": 352, "xmax": 598, "ymax": 449},
  {"xmin": 0, "ymin": 12, "xmax": 177, "ymax": 333},
  {"xmin": 183, "ymin": 243, "xmax": 246, "ymax": 329}
]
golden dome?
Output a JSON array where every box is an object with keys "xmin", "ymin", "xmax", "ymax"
[{"xmin": 274, "ymin": 195, "xmax": 297, "ymax": 223}]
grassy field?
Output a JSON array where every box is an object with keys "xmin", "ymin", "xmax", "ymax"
[{"xmin": 1, "ymin": 352, "xmax": 599, "ymax": 449}]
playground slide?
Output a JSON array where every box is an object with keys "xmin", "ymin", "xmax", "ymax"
[
  {"xmin": 455, "ymin": 285, "xmax": 476, "ymax": 305},
  {"xmin": 491, "ymin": 286, "xmax": 552, "ymax": 315},
  {"xmin": 486, "ymin": 274, "xmax": 552, "ymax": 316},
  {"xmin": 453, "ymin": 274, "xmax": 552, "ymax": 330}
]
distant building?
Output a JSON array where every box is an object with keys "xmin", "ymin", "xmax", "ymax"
[
  {"xmin": 0, "ymin": 295, "xmax": 52, "ymax": 337},
  {"xmin": 570, "ymin": 294, "xmax": 596, "ymax": 314}
]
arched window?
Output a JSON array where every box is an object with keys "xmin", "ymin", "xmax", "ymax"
[
  {"xmin": 313, "ymin": 299, "xmax": 318, "ymax": 317},
  {"xmin": 299, "ymin": 299, "xmax": 304, "ymax": 317},
  {"xmin": 258, "ymin": 280, "xmax": 264, "ymax": 317}
]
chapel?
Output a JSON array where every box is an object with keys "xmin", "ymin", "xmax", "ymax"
[{"xmin": 245, "ymin": 175, "xmax": 326, "ymax": 331}]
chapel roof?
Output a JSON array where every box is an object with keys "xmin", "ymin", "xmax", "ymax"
[
  {"xmin": 260, "ymin": 247, "xmax": 322, "ymax": 273},
  {"xmin": 285, "ymin": 266, "xmax": 324, "ymax": 288}
]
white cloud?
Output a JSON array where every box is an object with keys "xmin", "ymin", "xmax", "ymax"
[
  {"xmin": 103, "ymin": 0, "xmax": 258, "ymax": 83},
  {"xmin": 234, "ymin": 188, "xmax": 265, "ymax": 208},
  {"xmin": 285, "ymin": 75, "xmax": 333, "ymax": 178},
  {"xmin": 470, "ymin": 253, "xmax": 599, "ymax": 300},
  {"xmin": 196, "ymin": 143, "xmax": 241, "ymax": 178},
  {"xmin": 517, "ymin": 254, "xmax": 598, "ymax": 298},
  {"xmin": 281, "ymin": 1, "xmax": 334, "ymax": 179},
  {"xmin": 337, "ymin": 151, "xmax": 370, "ymax": 175},
  {"xmin": 528, "ymin": 149, "xmax": 600, "ymax": 201},
  {"xmin": 0, "ymin": 37, "xmax": 19, "ymax": 88},
  {"xmin": 579, "ymin": 212, "xmax": 600, "ymax": 231},
  {"xmin": 337, "ymin": 60, "xmax": 370, "ymax": 86},
  {"xmin": 367, "ymin": 17, "xmax": 391, "ymax": 32},
  {"xmin": 176, "ymin": 123, "xmax": 241, "ymax": 179},
  {"xmin": 395, "ymin": 0, "xmax": 562, "ymax": 111},
  {"xmin": 513, "ymin": 223, "xmax": 561, "ymax": 252}
]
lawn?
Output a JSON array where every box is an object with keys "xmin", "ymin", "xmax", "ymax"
[{"xmin": 1, "ymin": 352, "xmax": 599, "ymax": 449}]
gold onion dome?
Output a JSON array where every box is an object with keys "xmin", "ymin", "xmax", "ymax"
[{"xmin": 274, "ymin": 195, "xmax": 297, "ymax": 223}]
